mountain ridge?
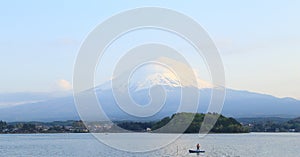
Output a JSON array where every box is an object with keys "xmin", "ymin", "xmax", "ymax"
[{"xmin": 0, "ymin": 85, "xmax": 299, "ymax": 122}]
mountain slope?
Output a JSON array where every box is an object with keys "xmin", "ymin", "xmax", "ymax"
[{"xmin": 0, "ymin": 86, "xmax": 299, "ymax": 122}]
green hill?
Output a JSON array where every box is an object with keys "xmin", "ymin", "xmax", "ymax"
[{"xmin": 151, "ymin": 113, "xmax": 249, "ymax": 133}]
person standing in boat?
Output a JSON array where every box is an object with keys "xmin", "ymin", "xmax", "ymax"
[{"xmin": 196, "ymin": 143, "xmax": 200, "ymax": 150}]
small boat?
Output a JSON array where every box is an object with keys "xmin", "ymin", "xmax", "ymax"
[{"xmin": 189, "ymin": 149, "xmax": 205, "ymax": 153}]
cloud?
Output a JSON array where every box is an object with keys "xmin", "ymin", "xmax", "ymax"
[
  {"xmin": 0, "ymin": 100, "xmax": 42, "ymax": 108},
  {"xmin": 57, "ymin": 79, "xmax": 72, "ymax": 91},
  {"xmin": 153, "ymin": 57, "xmax": 213, "ymax": 88}
]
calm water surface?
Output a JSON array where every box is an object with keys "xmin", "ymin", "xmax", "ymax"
[{"xmin": 0, "ymin": 133, "xmax": 299, "ymax": 157}]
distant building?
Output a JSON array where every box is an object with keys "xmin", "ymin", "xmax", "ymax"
[
  {"xmin": 289, "ymin": 129, "xmax": 296, "ymax": 132},
  {"xmin": 65, "ymin": 126, "xmax": 72, "ymax": 130}
]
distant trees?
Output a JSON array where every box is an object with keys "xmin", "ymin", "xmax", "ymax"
[
  {"xmin": 71, "ymin": 120, "xmax": 89, "ymax": 133},
  {"xmin": 117, "ymin": 122, "xmax": 154, "ymax": 132},
  {"xmin": 0, "ymin": 120, "xmax": 90, "ymax": 134},
  {"xmin": 211, "ymin": 116, "xmax": 249, "ymax": 133},
  {"xmin": 4, "ymin": 114, "xmax": 300, "ymax": 134},
  {"xmin": 248, "ymin": 117, "xmax": 300, "ymax": 132},
  {"xmin": 0, "ymin": 120, "xmax": 7, "ymax": 130},
  {"xmin": 20, "ymin": 123, "xmax": 37, "ymax": 133}
]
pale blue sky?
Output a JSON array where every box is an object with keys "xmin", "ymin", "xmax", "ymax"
[{"xmin": 0, "ymin": 1, "xmax": 299, "ymax": 99}]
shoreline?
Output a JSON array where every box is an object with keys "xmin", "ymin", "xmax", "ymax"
[{"xmin": 1, "ymin": 131, "xmax": 300, "ymax": 135}]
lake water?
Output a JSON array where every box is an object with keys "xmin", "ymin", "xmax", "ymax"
[{"xmin": 0, "ymin": 133, "xmax": 299, "ymax": 157}]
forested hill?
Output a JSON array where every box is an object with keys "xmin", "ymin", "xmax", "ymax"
[{"xmin": 149, "ymin": 113, "xmax": 249, "ymax": 133}]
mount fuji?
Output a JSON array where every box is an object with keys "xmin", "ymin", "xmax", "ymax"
[{"xmin": 0, "ymin": 65, "xmax": 300, "ymax": 121}]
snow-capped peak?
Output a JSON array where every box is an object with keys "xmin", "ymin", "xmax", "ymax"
[
  {"xmin": 129, "ymin": 70, "xmax": 212, "ymax": 91},
  {"xmin": 96, "ymin": 57, "xmax": 213, "ymax": 91}
]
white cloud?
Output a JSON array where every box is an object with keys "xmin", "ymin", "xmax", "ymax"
[
  {"xmin": 0, "ymin": 100, "xmax": 42, "ymax": 108},
  {"xmin": 153, "ymin": 57, "xmax": 213, "ymax": 88},
  {"xmin": 57, "ymin": 79, "xmax": 72, "ymax": 91}
]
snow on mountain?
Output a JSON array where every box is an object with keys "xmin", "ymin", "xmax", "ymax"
[{"xmin": 101, "ymin": 57, "xmax": 213, "ymax": 92}]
